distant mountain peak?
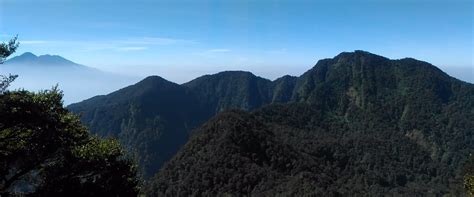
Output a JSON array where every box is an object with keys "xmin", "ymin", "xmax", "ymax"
[
  {"xmin": 38, "ymin": 54, "xmax": 61, "ymax": 59},
  {"xmin": 5, "ymin": 52, "xmax": 79, "ymax": 66},
  {"xmin": 37, "ymin": 54, "xmax": 77, "ymax": 65},
  {"xmin": 125, "ymin": 75, "xmax": 181, "ymax": 96},
  {"xmin": 19, "ymin": 52, "xmax": 38, "ymax": 58},
  {"xmin": 7, "ymin": 52, "xmax": 38, "ymax": 62},
  {"xmin": 274, "ymin": 75, "xmax": 297, "ymax": 81},
  {"xmin": 138, "ymin": 75, "xmax": 174, "ymax": 85},
  {"xmin": 216, "ymin": 70, "xmax": 255, "ymax": 76}
]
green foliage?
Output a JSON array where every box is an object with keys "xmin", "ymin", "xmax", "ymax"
[
  {"xmin": 0, "ymin": 88, "xmax": 139, "ymax": 196},
  {"xmin": 35, "ymin": 137, "xmax": 140, "ymax": 196},
  {"xmin": 466, "ymin": 176, "xmax": 474, "ymax": 196},
  {"xmin": 0, "ymin": 36, "xmax": 20, "ymax": 94},
  {"xmin": 73, "ymin": 137, "xmax": 123, "ymax": 160},
  {"xmin": 0, "ymin": 74, "xmax": 18, "ymax": 94},
  {"xmin": 0, "ymin": 36, "xmax": 19, "ymax": 63},
  {"xmin": 465, "ymin": 155, "xmax": 474, "ymax": 195}
]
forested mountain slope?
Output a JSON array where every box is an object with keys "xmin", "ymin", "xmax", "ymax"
[
  {"xmin": 68, "ymin": 76, "xmax": 207, "ymax": 177},
  {"xmin": 146, "ymin": 51, "xmax": 474, "ymax": 196},
  {"xmin": 69, "ymin": 51, "xmax": 473, "ymax": 184},
  {"xmin": 68, "ymin": 71, "xmax": 296, "ymax": 177}
]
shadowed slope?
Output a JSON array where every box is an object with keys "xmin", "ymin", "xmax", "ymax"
[{"xmin": 147, "ymin": 51, "xmax": 473, "ymax": 196}]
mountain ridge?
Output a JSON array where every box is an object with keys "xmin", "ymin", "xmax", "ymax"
[
  {"xmin": 5, "ymin": 52, "xmax": 82, "ymax": 67},
  {"xmin": 68, "ymin": 50, "xmax": 474, "ymax": 182}
]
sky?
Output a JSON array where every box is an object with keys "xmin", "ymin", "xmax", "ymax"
[{"xmin": 0, "ymin": 0, "xmax": 473, "ymax": 83}]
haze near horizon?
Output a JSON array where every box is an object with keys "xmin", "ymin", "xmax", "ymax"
[{"xmin": 1, "ymin": 0, "xmax": 472, "ymax": 84}]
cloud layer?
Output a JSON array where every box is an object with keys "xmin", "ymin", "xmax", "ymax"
[{"xmin": 19, "ymin": 37, "xmax": 197, "ymax": 52}]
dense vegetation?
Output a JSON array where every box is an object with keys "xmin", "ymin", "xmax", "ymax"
[
  {"xmin": 0, "ymin": 88, "xmax": 140, "ymax": 196},
  {"xmin": 0, "ymin": 37, "xmax": 139, "ymax": 196},
  {"xmin": 146, "ymin": 51, "xmax": 473, "ymax": 196},
  {"xmin": 147, "ymin": 108, "xmax": 456, "ymax": 196},
  {"xmin": 465, "ymin": 155, "xmax": 474, "ymax": 195},
  {"xmin": 68, "ymin": 76, "xmax": 208, "ymax": 177},
  {"xmin": 0, "ymin": 36, "xmax": 19, "ymax": 94}
]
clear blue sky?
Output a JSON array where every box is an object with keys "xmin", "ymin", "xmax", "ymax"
[{"xmin": 1, "ymin": 0, "xmax": 473, "ymax": 83}]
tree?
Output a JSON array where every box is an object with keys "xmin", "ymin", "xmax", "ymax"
[
  {"xmin": 35, "ymin": 137, "xmax": 140, "ymax": 196},
  {"xmin": 0, "ymin": 88, "xmax": 140, "ymax": 196},
  {"xmin": 0, "ymin": 36, "xmax": 19, "ymax": 93},
  {"xmin": 0, "ymin": 74, "xmax": 18, "ymax": 94},
  {"xmin": 0, "ymin": 35, "xmax": 19, "ymax": 64},
  {"xmin": 465, "ymin": 155, "xmax": 474, "ymax": 196}
]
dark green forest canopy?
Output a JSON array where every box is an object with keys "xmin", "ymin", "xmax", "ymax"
[
  {"xmin": 145, "ymin": 51, "xmax": 474, "ymax": 196},
  {"xmin": 465, "ymin": 155, "xmax": 474, "ymax": 195},
  {"xmin": 0, "ymin": 36, "xmax": 19, "ymax": 93},
  {"xmin": 0, "ymin": 88, "xmax": 140, "ymax": 196}
]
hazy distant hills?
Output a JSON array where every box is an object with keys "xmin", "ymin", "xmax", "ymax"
[
  {"xmin": 145, "ymin": 51, "xmax": 473, "ymax": 195},
  {"xmin": 1, "ymin": 52, "xmax": 139, "ymax": 104},
  {"xmin": 6, "ymin": 52, "xmax": 83, "ymax": 67},
  {"xmin": 69, "ymin": 51, "xmax": 473, "ymax": 195}
]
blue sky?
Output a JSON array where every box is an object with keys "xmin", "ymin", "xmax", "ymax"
[{"xmin": 0, "ymin": 0, "xmax": 473, "ymax": 83}]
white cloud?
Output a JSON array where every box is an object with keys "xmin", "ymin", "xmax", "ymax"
[
  {"xmin": 207, "ymin": 48, "xmax": 231, "ymax": 53},
  {"xmin": 21, "ymin": 40, "xmax": 49, "ymax": 45},
  {"xmin": 14, "ymin": 36, "xmax": 196, "ymax": 52},
  {"xmin": 193, "ymin": 48, "xmax": 232, "ymax": 58},
  {"xmin": 115, "ymin": 46, "xmax": 148, "ymax": 51},
  {"xmin": 266, "ymin": 48, "xmax": 287, "ymax": 54},
  {"xmin": 120, "ymin": 37, "xmax": 198, "ymax": 45}
]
